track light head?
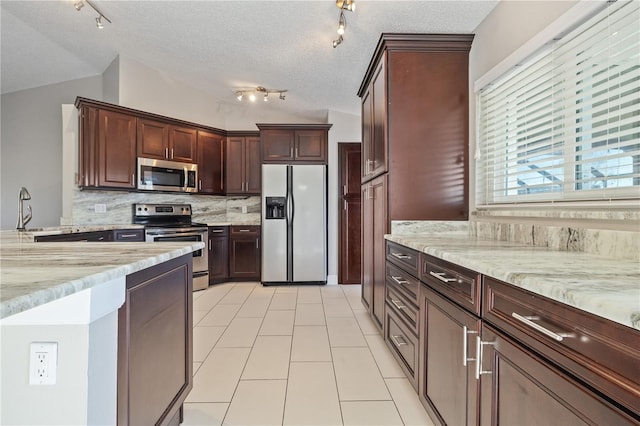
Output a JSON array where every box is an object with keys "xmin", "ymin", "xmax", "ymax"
[
  {"xmin": 95, "ymin": 16, "xmax": 104, "ymax": 29},
  {"xmin": 236, "ymin": 92, "xmax": 243, "ymax": 101},
  {"xmin": 333, "ymin": 35, "xmax": 343, "ymax": 48},
  {"xmin": 279, "ymin": 93, "xmax": 286, "ymax": 101},
  {"xmin": 336, "ymin": 0, "xmax": 355, "ymax": 12},
  {"xmin": 74, "ymin": 1, "xmax": 84, "ymax": 11},
  {"xmin": 337, "ymin": 11, "xmax": 346, "ymax": 35},
  {"xmin": 248, "ymin": 93, "xmax": 256, "ymax": 102}
]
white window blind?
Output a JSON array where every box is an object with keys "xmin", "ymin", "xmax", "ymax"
[{"xmin": 476, "ymin": 0, "xmax": 640, "ymax": 206}]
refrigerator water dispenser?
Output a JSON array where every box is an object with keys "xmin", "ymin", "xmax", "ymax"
[{"xmin": 265, "ymin": 197, "xmax": 286, "ymax": 219}]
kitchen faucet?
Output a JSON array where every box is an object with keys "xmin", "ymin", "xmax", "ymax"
[{"xmin": 17, "ymin": 187, "xmax": 32, "ymax": 231}]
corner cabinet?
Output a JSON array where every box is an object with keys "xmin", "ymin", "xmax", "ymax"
[
  {"xmin": 257, "ymin": 124, "xmax": 332, "ymax": 164},
  {"xmin": 76, "ymin": 99, "xmax": 137, "ymax": 190},
  {"xmin": 226, "ymin": 133, "xmax": 261, "ymax": 195}
]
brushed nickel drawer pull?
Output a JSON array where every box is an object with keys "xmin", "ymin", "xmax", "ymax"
[
  {"xmin": 119, "ymin": 234, "xmax": 138, "ymax": 238},
  {"xmin": 391, "ymin": 252, "xmax": 411, "ymax": 260},
  {"xmin": 211, "ymin": 230, "xmax": 224, "ymax": 233},
  {"xmin": 429, "ymin": 271, "xmax": 457, "ymax": 283},
  {"xmin": 475, "ymin": 336, "xmax": 495, "ymax": 380},
  {"xmin": 238, "ymin": 229, "xmax": 251, "ymax": 232},
  {"xmin": 462, "ymin": 326, "xmax": 477, "ymax": 367},
  {"xmin": 391, "ymin": 275, "xmax": 408, "ymax": 285},
  {"xmin": 512, "ymin": 313, "xmax": 575, "ymax": 342},
  {"xmin": 390, "ymin": 299, "xmax": 406, "ymax": 310},
  {"xmin": 391, "ymin": 335, "xmax": 408, "ymax": 346}
]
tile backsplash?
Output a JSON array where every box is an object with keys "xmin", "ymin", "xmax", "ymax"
[{"xmin": 70, "ymin": 188, "xmax": 260, "ymax": 225}]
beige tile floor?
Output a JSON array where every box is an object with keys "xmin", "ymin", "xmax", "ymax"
[{"xmin": 184, "ymin": 282, "xmax": 435, "ymax": 426}]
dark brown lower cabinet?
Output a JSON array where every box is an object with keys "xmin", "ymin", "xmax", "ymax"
[
  {"xmin": 419, "ymin": 284, "xmax": 480, "ymax": 426},
  {"xmin": 229, "ymin": 226, "xmax": 261, "ymax": 280},
  {"xmin": 479, "ymin": 323, "xmax": 637, "ymax": 426},
  {"xmin": 118, "ymin": 255, "xmax": 193, "ymax": 426},
  {"xmin": 208, "ymin": 226, "xmax": 229, "ymax": 284}
]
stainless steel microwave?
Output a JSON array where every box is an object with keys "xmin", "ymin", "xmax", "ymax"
[{"xmin": 137, "ymin": 157, "xmax": 198, "ymax": 193}]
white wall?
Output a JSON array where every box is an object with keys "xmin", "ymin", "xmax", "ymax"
[
  {"xmin": 0, "ymin": 76, "xmax": 103, "ymax": 229},
  {"xmin": 468, "ymin": 0, "xmax": 579, "ymax": 211},
  {"xmin": 327, "ymin": 110, "xmax": 361, "ymax": 283}
]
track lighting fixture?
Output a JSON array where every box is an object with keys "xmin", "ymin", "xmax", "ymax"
[
  {"xmin": 332, "ymin": 0, "xmax": 355, "ymax": 48},
  {"xmin": 233, "ymin": 86, "xmax": 288, "ymax": 103},
  {"xmin": 74, "ymin": 0, "xmax": 112, "ymax": 29}
]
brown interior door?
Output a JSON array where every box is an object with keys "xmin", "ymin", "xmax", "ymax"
[{"xmin": 338, "ymin": 143, "xmax": 362, "ymax": 284}]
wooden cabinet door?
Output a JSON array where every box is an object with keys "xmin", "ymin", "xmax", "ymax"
[
  {"xmin": 137, "ymin": 118, "xmax": 168, "ymax": 160},
  {"xmin": 197, "ymin": 130, "xmax": 224, "ymax": 194},
  {"xmin": 209, "ymin": 236, "xmax": 229, "ymax": 283},
  {"xmin": 370, "ymin": 59, "xmax": 387, "ymax": 178},
  {"xmin": 262, "ymin": 130, "xmax": 294, "ymax": 162},
  {"xmin": 98, "ymin": 109, "xmax": 136, "ymax": 189},
  {"xmin": 169, "ymin": 125, "xmax": 197, "ymax": 163},
  {"xmin": 245, "ymin": 136, "xmax": 262, "ymax": 194},
  {"xmin": 479, "ymin": 324, "xmax": 636, "ymax": 426},
  {"xmin": 361, "ymin": 89, "xmax": 373, "ymax": 183},
  {"xmin": 226, "ymin": 137, "xmax": 245, "ymax": 193},
  {"xmin": 419, "ymin": 285, "xmax": 479, "ymax": 426},
  {"xmin": 229, "ymin": 227, "xmax": 261, "ymax": 279},
  {"xmin": 371, "ymin": 174, "xmax": 388, "ymax": 329},
  {"xmin": 361, "ymin": 183, "xmax": 373, "ymax": 310},
  {"xmin": 339, "ymin": 144, "xmax": 362, "ymax": 284},
  {"xmin": 118, "ymin": 255, "xmax": 192, "ymax": 426},
  {"xmin": 295, "ymin": 130, "xmax": 327, "ymax": 163}
]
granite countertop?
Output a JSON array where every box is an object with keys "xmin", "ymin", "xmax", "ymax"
[
  {"xmin": 23, "ymin": 224, "xmax": 144, "ymax": 236},
  {"xmin": 204, "ymin": 222, "xmax": 261, "ymax": 227},
  {"xmin": 385, "ymin": 234, "xmax": 640, "ymax": 331},
  {"xmin": 0, "ymin": 230, "xmax": 204, "ymax": 319}
]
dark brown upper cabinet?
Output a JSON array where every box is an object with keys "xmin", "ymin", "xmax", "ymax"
[
  {"xmin": 197, "ymin": 130, "xmax": 225, "ymax": 194},
  {"xmin": 225, "ymin": 133, "xmax": 261, "ymax": 195},
  {"xmin": 257, "ymin": 124, "xmax": 332, "ymax": 164},
  {"xmin": 76, "ymin": 99, "xmax": 137, "ymax": 190},
  {"xmin": 137, "ymin": 118, "xmax": 197, "ymax": 163},
  {"xmin": 357, "ymin": 34, "xmax": 474, "ymax": 221}
]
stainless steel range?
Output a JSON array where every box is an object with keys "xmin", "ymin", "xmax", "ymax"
[{"xmin": 133, "ymin": 203, "xmax": 209, "ymax": 291}]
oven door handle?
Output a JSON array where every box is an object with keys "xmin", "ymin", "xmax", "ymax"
[{"xmin": 146, "ymin": 231, "xmax": 205, "ymax": 238}]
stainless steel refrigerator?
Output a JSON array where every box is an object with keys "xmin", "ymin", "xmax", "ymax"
[{"xmin": 261, "ymin": 164, "xmax": 327, "ymax": 285}]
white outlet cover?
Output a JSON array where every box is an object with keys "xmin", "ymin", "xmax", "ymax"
[
  {"xmin": 29, "ymin": 342, "xmax": 57, "ymax": 385},
  {"xmin": 94, "ymin": 204, "xmax": 107, "ymax": 214}
]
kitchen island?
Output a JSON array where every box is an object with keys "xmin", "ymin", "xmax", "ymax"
[{"xmin": 0, "ymin": 230, "xmax": 204, "ymax": 425}]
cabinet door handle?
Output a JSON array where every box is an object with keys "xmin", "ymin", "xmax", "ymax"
[
  {"xmin": 132, "ymin": 174, "xmax": 135, "ymax": 185},
  {"xmin": 208, "ymin": 240, "xmax": 212, "ymax": 250},
  {"xmin": 429, "ymin": 271, "xmax": 457, "ymax": 283},
  {"xmin": 391, "ymin": 252, "xmax": 411, "ymax": 260},
  {"xmin": 343, "ymin": 199, "xmax": 347, "ymax": 211},
  {"xmin": 165, "ymin": 147, "xmax": 169, "ymax": 158},
  {"xmin": 462, "ymin": 326, "xmax": 477, "ymax": 367},
  {"xmin": 343, "ymin": 184, "xmax": 347, "ymax": 196},
  {"xmin": 295, "ymin": 147, "xmax": 298, "ymax": 158},
  {"xmin": 199, "ymin": 180, "xmax": 202, "ymax": 190},
  {"xmin": 390, "ymin": 299, "xmax": 406, "ymax": 310},
  {"xmin": 290, "ymin": 147, "xmax": 294, "ymax": 158},
  {"xmin": 256, "ymin": 239, "xmax": 259, "ymax": 249},
  {"xmin": 475, "ymin": 336, "xmax": 495, "ymax": 380},
  {"xmin": 391, "ymin": 275, "xmax": 408, "ymax": 285},
  {"xmin": 171, "ymin": 148, "xmax": 174, "ymax": 159},
  {"xmin": 391, "ymin": 335, "xmax": 408, "ymax": 346},
  {"xmin": 511, "ymin": 313, "xmax": 575, "ymax": 342},
  {"xmin": 220, "ymin": 165, "xmax": 224, "ymax": 191}
]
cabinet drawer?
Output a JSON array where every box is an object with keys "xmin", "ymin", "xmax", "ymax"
[
  {"xmin": 385, "ymin": 308, "xmax": 419, "ymax": 389},
  {"xmin": 386, "ymin": 282, "xmax": 419, "ymax": 334},
  {"xmin": 421, "ymin": 254, "xmax": 481, "ymax": 316},
  {"xmin": 230, "ymin": 225, "xmax": 260, "ymax": 237},
  {"xmin": 209, "ymin": 226, "xmax": 228, "ymax": 237},
  {"xmin": 113, "ymin": 229, "xmax": 144, "ymax": 242},
  {"xmin": 386, "ymin": 241, "xmax": 419, "ymax": 277},
  {"xmin": 483, "ymin": 277, "xmax": 640, "ymax": 418},
  {"xmin": 386, "ymin": 262, "xmax": 419, "ymax": 303}
]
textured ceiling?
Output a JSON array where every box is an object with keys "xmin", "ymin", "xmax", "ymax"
[{"xmin": 1, "ymin": 1, "xmax": 498, "ymax": 118}]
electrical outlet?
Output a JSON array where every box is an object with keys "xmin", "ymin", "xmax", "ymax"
[
  {"xmin": 241, "ymin": 205, "xmax": 248, "ymax": 214},
  {"xmin": 29, "ymin": 342, "xmax": 57, "ymax": 385},
  {"xmin": 94, "ymin": 204, "xmax": 107, "ymax": 214}
]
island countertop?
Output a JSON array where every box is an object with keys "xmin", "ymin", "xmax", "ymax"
[
  {"xmin": 0, "ymin": 230, "xmax": 204, "ymax": 319},
  {"xmin": 385, "ymin": 233, "xmax": 640, "ymax": 331}
]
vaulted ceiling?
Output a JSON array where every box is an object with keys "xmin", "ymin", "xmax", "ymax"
[{"xmin": 1, "ymin": 1, "xmax": 498, "ymax": 118}]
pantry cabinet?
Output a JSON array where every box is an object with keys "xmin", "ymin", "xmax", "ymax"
[
  {"xmin": 226, "ymin": 133, "xmax": 261, "ymax": 195},
  {"xmin": 257, "ymin": 124, "xmax": 331, "ymax": 164},
  {"xmin": 197, "ymin": 130, "xmax": 225, "ymax": 194}
]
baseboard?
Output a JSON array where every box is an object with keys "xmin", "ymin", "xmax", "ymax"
[{"xmin": 326, "ymin": 275, "xmax": 338, "ymax": 285}]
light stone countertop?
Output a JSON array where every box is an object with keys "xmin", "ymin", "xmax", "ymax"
[
  {"xmin": 20, "ymin": 224, "xmax": 144, "ymax": 236},
  {"xmin": 385, "ymin": 234, "xmax": 640, "ymax": 331},
  {"xmin": 0, "ymin": 230, "xmax": 204, "ymax": 319}
]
